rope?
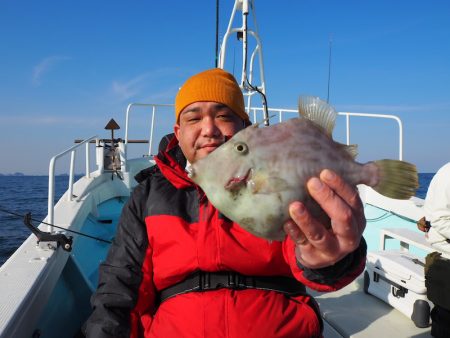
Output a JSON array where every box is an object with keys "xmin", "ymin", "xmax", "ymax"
[
  {"xmin": 0, "ymin": 206, "xmax": 112, "ymax": 244},
  {"xmin": 364, "ymin": 203, "xmax": 417, "ymax": 224},
  {"xmin": 366, "ymin": 212, "xmax": 392, "ymax": 222}
]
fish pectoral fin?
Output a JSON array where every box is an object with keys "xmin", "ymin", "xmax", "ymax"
[{"xmin": 249, "ymin": 176, "xmax": 291, "ymax": 194}]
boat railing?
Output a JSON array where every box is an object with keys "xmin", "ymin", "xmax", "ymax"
[
  {"xmin": 122, "ymin": 104, "xmax": 404, "ymax": 163},
  {"xmin": 340, "ymin": 112, "xmax": 403, "ymax": 160},
  {"xmin": 248, "ymin": 107, "xmax": 404, "ymax": 160},
  {"xmin": 124, "ymin": 103, "xmax": 173, "ymax": 160},
  {"xmin": 47, "ymin": 135, "xmax": 98, "ymax": 229}
]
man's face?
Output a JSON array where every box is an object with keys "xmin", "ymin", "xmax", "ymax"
[{"xmin": 174, "ymin": 101, "xmax": 245, "ymax": 163}]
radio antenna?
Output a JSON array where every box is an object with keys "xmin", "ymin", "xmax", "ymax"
[
  {"xmin": 327, "ymin": 34, "xmax": 333, "ymax": 103},
  {"xmin": 215, "ymin": 0, "xmax": 220, "ymax": 67}
]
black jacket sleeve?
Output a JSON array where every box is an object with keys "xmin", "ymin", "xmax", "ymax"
[
  {"xmin": 297, "ymin": 237, "xmax": 367, "ymax": 285},
  {"xmin": 84, "ymin": 182, "xmax": 150, "ymax": 338}
]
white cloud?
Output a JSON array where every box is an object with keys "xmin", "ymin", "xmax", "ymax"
[
  {"xmin": 111, "ymin": 72, "xmax": 154, "ymax": 101},
  {"xmin": 32, "ymin": 55, "xmax": 71, "ymax": 86},
  {"xmin": 142, "ymin": 85, "xmax": 180, "ymax": 104},
  {"xmin": 0, "ymin": 114, "xmax": 102, "ymax": 127},
  {"xmin": 109, "ymin": 67, "xmax": 186, "ymax": 102}
]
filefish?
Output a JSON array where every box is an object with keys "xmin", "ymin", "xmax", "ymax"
[{"xmin": 187, "ymin": 96, "xmax": 418, "ymax": 241}]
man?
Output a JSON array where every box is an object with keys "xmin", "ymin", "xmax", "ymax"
[
  {"xmin": 85, "ymin": 68, "xmax": 366, "ymax": 337},
  {"xmin": 423, "ymin": 162, "xmax": 450, "ymax": 257},
  {"xmin": 421, "ymin": 162, "xmax": 450, "ymax": 337}
]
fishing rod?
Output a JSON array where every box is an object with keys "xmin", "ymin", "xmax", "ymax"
[{"xmin": 0, "ymin": 207, "xmax": 112, "ymax": 252}]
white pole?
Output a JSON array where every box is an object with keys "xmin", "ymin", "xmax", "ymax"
[
  {"xmin": 48, "ymin": 159, "xmax": 56, "ymax": 231},
  {"xmin": 68, "ymin": 150, "xmax": 76, "ymax": 201},
  {"xmin": 346, "ymin": 114, "xmax": 350, "ymax": 145},
  {"xmin": 149, "ymin": 106, "xmax": 156, "ymax": 155},
  {"xmin": 85, "ymin": 142, "xmax": 90, "ymax": 178}
]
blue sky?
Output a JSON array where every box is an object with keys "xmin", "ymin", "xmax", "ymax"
[{"xmin": 0, "ymin": 0, "xmax": 449, "ymax": 174}]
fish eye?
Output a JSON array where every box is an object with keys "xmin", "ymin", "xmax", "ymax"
[{"xmin": 234, "ymin": 142, "xmax": 248, "ymax": 154}]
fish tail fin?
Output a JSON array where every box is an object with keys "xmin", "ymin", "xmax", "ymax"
[
  {"xmin": 365, "ymin": 159, "xmax": 419, "ymax": 199},
  {"xmin": 298, "ymin": 95, "xmax": 337, "ymax": 136}
]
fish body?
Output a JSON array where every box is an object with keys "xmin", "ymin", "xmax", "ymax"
[{"xmin": 188, "ymin": 96, "xmax": 418, "ymax": 241}]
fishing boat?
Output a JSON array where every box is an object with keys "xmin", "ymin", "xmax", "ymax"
[{"xmin": 0, "ymin": 1, "xmax": 436, "ymax": 337}]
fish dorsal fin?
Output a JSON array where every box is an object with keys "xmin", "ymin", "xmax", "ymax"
[
  {"xmin": 345, "ymin": 144, "xmax": 359, "ymax": 159},
  {"xmin": 298, "ymin": 95, "xmax": 337, "ymax": 136},
  {"xmin": 337, "ymin": 142, "xmax": 359, "ymax": 159}
]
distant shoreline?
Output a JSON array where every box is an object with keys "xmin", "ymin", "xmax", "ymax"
[{"xmin": 0, "ymin": 172, "xmax": 25, "ymax": 177}]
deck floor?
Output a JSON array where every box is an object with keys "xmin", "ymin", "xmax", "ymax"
[
  {"xmin": 313, "ymin": 276, "xmax": 432, "ymax": 338},
  {"xmin": 315, "ymin": 202, "xmax": 432, "ymax": 337}
]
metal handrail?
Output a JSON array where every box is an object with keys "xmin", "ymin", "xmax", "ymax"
[
  {"xmin": 339, "ymin": 112, "xmax": 403, "ymax": 160},
  {"xmin": 122, "ymin": 103, "xmax": 403, "ymax": 163},
  {"xmin": 247, "ymin": 107, "xmax": 297, "ymax": 123},
  {"xmin": 124, "ymin": 103, "xmax": 173, "ymax": 164},
  {"xmin": 47, "ymin": 135, "xmax": 97, "ymax": 230},
  {"xmin": 248, "ymin": 107, "xmax": 404, "ymax": 160}
]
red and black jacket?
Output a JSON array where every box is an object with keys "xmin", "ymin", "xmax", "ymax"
[{"xmin": 85, "ymin": 137, "xmax": 366, "ymax": 338}]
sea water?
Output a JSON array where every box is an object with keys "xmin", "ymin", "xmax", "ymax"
[
  {"xmin": 0, "ymin": 173, "xmax": 435, "ymax": 266},
  {"xmin": 0, "ymin": 176, "xmax": 75, "ymax": 266}
]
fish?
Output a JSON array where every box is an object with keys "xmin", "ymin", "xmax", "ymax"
[{"xmin": 187, "ymin": 96, "xmax": 418, "ymax": 241}]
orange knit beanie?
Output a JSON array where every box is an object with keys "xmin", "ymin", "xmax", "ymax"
[{"xmin": 175, "ymin": 68, "xmax": 249, "ymax": 122}]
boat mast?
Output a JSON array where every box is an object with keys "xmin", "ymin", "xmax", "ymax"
[{"xmin": 218, "ymin": 0, "xmax": 269, "ymax": 125}]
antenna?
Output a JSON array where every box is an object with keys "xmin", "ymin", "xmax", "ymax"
[
  {"xmin": 215, "ymin": 0, "xmax": 220, "ymax": 67},
  {"xmin": 327, "ymin": 34, "xmax": 333, "ymax": 103}
]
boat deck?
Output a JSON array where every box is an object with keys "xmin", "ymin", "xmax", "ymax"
[
  {"xmin": 34, "ymin": 196, "xmax": 125, "ymax": 337},
  {"xmin": 315, "ymin": 201, "xmax": 433, "ymax": 337},
  {"xmin": 27, "ymin": 187, "xmax": 434, "ymax": 338},
  {"xmin": 67, "ymin": 194, "xmax": 433, "ymax": 337},
  {"xmin": 71, "ymin": 196, "xmax": 126, "ymax": 291},
  {"xmin": 315, "ymin": 276, "xmax": 432, "ymax": 338}
]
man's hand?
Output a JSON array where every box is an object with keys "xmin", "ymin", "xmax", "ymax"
[{"xmin": 283, "ymin": 169, "xmax": 366, "ymax": 269}]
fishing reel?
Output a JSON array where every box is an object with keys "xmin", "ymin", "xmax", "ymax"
[{"xmin": 23, "ymin": 213, "xmax": 73, "ymax": 252}]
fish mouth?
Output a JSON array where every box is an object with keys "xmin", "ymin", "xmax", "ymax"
[{"xmin": 225, "ymin": 169, "xmax": 252, "ymax": 191}]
